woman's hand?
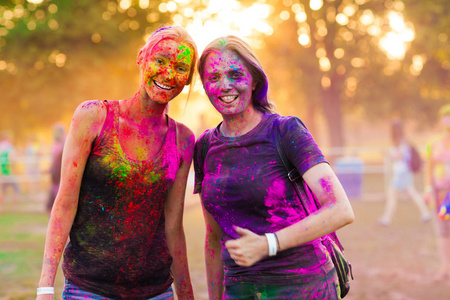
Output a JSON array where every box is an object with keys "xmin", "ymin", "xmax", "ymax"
[
  {"xmin": 423, "ymin": 185, "xmax": 435, "ymax": 208},
  {"xmin": 424, "ymin": 191, "xmax": 433, "ymax": 207},
  {"xmin": 225, "ymin": 227, "xmax": 268, "ymax": 267}
]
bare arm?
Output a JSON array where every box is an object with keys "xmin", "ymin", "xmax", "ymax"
[
  {"xmin": 423, "ymin": 142, "xmax": 434, "ymax": 204},
  {"xmin": 164, "ymin": 123, "xmax": 194, "ymax": 299},
  {"xmin": 202, "ymin": 204, "xmax": 224, "ymax": 300},
  {"xmin": 276, "ymin": 163, "xmax": 354, "ymax": 249},
  {"xmin": 37, "ymin": 101, "xmax": 106, "ymax": 299},
  {"xmin": 226, "ymin": 163, "xmax": 355, "ymax": 267}
]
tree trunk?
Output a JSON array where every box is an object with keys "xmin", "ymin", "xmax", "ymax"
[{"xmin": 321, "ymin": 74, "xmax": 345, "ymax": 163}]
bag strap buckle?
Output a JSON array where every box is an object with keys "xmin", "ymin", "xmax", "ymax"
[{"xmin": 287, "ymin": 168, "xmax": 301, "ymax": 182}]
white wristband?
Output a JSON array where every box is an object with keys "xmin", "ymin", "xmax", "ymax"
[
  {"xmin": 37, "ymin": 287, "xmax": 55, "ymax": 295},
  {"xmin": 265, "ymin": 233, "xmax": 277, "ymax": 256}
]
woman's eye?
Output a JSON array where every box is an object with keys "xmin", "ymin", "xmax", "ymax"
[
  {"xmin": 208, "ymin": 75, "xmax": 219, "ymax": 82},
  {"xmin": 231, "ymin": 72, "xmax": 243, "ymax": 79},
  {"xmin": 176, "ymin": 66, "xmax": 188, "ymax": 72},
  {"xmin": 155, "ymin": 58, "xmax": 164, "ymax": 64}
]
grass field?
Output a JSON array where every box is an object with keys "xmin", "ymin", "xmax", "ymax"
[
  {"xmin": 1, "ymin": 176, "xmax": 450, "ymax": 300},
  {"xmin": 0, "ymin": 211, "xmax": 61, "ymax": 299}
]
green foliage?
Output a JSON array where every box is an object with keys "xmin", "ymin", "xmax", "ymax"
[
  {"xmin": 262, "ymin": 0, "xmax": 449, "ymax": 146},
  {"xmin": 0, "ymin": 0, "xmax": 448, "ymax": 144},
  {"xmin": 0, "ymin": 0, "xmax": 172, "ymax": 139}
]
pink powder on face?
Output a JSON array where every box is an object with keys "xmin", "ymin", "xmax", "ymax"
[{"xmin": 202, "ymin": 50, "xmax": 254, "ymax": 116}]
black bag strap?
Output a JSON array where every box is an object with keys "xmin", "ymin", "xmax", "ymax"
[
  {"xmin": 273, "ymin": 117, "xmax": 316, "ymax": 215},
  {"xmin": 201, "ymin": 129, "xmax": 213, "ymax": 163},
  {"xmin": 273, "ymin": 117, "xmax": 344, "ymax": 250}
]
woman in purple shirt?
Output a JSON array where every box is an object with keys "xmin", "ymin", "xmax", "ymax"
[{"xmin": 194, "ymin": 36, "xmax": 355, "ymax": 299}]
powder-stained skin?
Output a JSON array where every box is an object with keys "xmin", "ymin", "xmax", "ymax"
[
  {"xmin": 37, "ymin": 27, "xmax": 196, "ymax": 300},
  {"xmin": 194, "ymin": 36, "xmax": 354, "ymax": 299}
]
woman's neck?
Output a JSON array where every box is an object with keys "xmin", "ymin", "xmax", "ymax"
[
  {"xmin": 220, "ymin": 108, "xmax": 264, "ymax": 137},
  {"xmin": 120, "ymin": 92, "xmax": 167, "ymax": 126}
]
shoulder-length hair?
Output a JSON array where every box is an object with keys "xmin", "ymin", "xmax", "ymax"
[{"xmin": 197, "ymin": 35, "xmax": 276, "ymax": 113}]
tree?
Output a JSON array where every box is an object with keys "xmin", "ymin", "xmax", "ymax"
[
  {"xmin": 401, "ymin": 0, "xmax": 450, "ymax": 124},
  {"xmin": 262, "ymin": 0, "xmax": 449, "ymax": 148},
  {"xmin": 1, "ymin": 0, "xmax": 448, "ymax": 144},
  {"xmin": 0, "ymin": 0, "xmax": 171, "ymax": 138}
]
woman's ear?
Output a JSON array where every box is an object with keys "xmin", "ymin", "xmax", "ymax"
[{"xmin": 137, "ymin": 50, "xmax": 144, "ymax": 66}]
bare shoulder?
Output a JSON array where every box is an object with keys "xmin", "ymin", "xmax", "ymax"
[
  {"xmin": 71, "ymin": 100, "xmax": 108, "ymax": 138},
  {"xmin": 174, "ymin": 121, "xmax": 195, "ymax": 157},
  {"xmin": 74, "ymin": 100, "xmax": 107, "ymax": 120}
]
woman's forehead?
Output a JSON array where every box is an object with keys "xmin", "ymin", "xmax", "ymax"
[
  {"xmin": 152, "ymin": 39, "xmax": 193, "ymax": 61},
  {"xmin": 205, "ymin": 49, "xmax": 247, "ymax": 71}
]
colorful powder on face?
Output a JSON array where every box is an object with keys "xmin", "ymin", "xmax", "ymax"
[
  {"xmin": 177, "ymin": 44, "xmax": 192, "ymax": 64},
  {"xmin": 141, "ymin": 40, "xmax": 193, "ymax": 103}
]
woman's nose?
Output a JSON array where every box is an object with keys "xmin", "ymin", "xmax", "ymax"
[
  {"xmin": 162, "ymin": 66, "xmax": 175, "ymax": 80},
  {"xmin": 219, "ymin": 77, "xmax": 233, "ymax": 90}
]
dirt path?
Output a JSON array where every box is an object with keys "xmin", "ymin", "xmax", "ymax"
[
  {"xmin": 183, "ymin": 196, "xmax": 450, "ymax": 300},
  {"xmin": 2, "ymin": 191, "xmax": 449, "ymax": 299}
]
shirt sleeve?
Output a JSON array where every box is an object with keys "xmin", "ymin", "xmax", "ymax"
[
  {"xmin": 278, "ymin": 116, "xmax": 328, "ymax": 175},
  {"xmin": 193, "ymin": 129, "xmax": 210, "ymax": 194}
]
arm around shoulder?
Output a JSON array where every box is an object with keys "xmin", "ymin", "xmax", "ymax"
[
  {"xmin": 164, "ymin": 121, "xmax": 195, "ymax": 299},
  {"xmin": 176, "ymin": 121, "xmax": 196, "ymax": 166}
]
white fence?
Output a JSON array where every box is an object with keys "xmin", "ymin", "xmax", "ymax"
[{"xmin": 2, "ymin": 147, "xmax": 415, "ymax": 201}]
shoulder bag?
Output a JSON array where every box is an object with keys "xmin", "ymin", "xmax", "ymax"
[{"xmin": 273, "ymin": 118, "xmax": 353, "ymax": 298}]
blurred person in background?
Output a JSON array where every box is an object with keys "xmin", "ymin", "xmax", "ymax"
[
  {"xmin": 378, "ymin": 119, "xmax": 431, "ymax": 226},
  {"xmin": 424, "ymin": 104, "xmax": 450, "ymax": 281},
  {"xmin": 45, "ymin": 123, "xmax": 66, "ymax": 213},
  {"xmin": 25, "ymin": 133, "xmax": 42, "ymax": 197},
  {"xmin": 194, "ymin": 35, "xmax": 354, "ymax": 299},
  {"xmin": 0, "ymin": 130, "xmax": 20, "ymax": 211},
  {"xmin": 36, "ymin": 26, "xmax": 197, "ymax": 300}
]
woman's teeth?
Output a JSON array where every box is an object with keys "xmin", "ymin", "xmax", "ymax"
[
  {"xmin": 220, "ymin": 95, "xmax": 237, "ymax": 103},
  {"xmin": 154, "ymin": 81, "xmax": 174, "ymax": 90}
]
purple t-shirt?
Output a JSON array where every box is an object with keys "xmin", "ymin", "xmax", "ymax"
[{"xmin": 194, "ymin": 113, "xmax": 334, "ymax": 286}]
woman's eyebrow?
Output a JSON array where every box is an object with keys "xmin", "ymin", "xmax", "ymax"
[
  {"xmin": 177, "ymin": 61, "xmax": 190, "ymax": 66},
  {"xmin": 152, "ymin": 53, "xmax": 168, "ymax": 59},
  {"xmin": 228, "ymin": 68, "xmax": 244, "ymax": 74}
]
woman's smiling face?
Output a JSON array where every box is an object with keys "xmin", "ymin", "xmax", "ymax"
[
  {"xmin": 202, "ymin": 49, "xmax": 255, "ymax": 117},
  {"xmin": 141, "ymin": 39, "xmax": 194, "ymax": 104}
]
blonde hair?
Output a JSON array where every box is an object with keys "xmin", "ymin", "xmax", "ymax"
[
  {"xmin": 137, "ymin": 26, "xmax": 198, "ymax": 85},
  {"xmin": 197, "ymin": 35, "xmax": 276, "ymax": 113}
]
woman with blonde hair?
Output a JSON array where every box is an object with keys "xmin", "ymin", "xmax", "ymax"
[
  {"xmin": 36, "ymin": 26, "xmax": 197, "ymax": 300},
  {"xmin": 194, "ymin": 35, "xmax": 354, "ymax": 299},
  {"xmin": 424, "ymin": 104, "xmax": 450, "ymax": 281}
]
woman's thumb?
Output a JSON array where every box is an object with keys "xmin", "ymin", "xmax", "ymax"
[{"xmin": 234, "ymin": 226, "xmax": 252, "ymax": 237}]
